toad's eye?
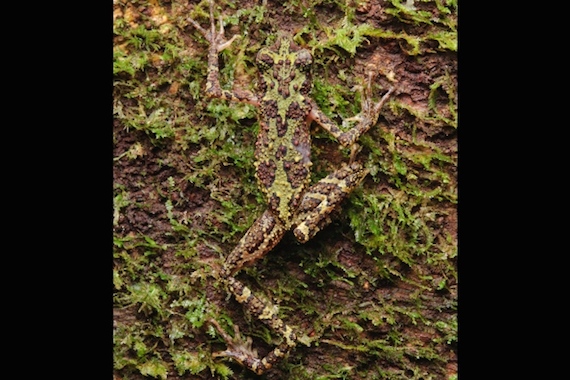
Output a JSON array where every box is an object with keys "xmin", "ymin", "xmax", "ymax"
[
  {"xmin": 295, "ymin": 49, "xmax": 312, "ymax": 71},
  {"xmin": 256, "ymin": 50, "xmax": 274, "ymax": 71}
]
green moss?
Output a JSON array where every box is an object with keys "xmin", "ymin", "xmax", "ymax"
[
  {"xmin": 386, "ymin": 0, "xmax": 457, "ymax": 29},
  {"xmin": 114, "ymin": 0, "xmax": 457, "ymax": 378},
  {"xmin": 138, "ymin": 358, "xmax": 168, "ymax": 380}
]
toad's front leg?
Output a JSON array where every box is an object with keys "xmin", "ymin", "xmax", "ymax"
[
  {"xmin": 188, "ymin": 0, "xmax": 259, "ymax": 105},
  {"xmin": 309, "ymin": 76, "xmax": 394, "ymax": 148}
]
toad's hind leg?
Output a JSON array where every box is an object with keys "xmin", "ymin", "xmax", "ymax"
[
  {"xmin": 292, "ymin": 161, "xmax": 369, "ymax": 243},
  {"xmin": 212, "ymin": 210, "xmax": 298, "ymax": 374},
  {"xmin": 221, "ymin": 210, "xmax": 287, "ymax": 277},
  {"xmin": 211, "ymin": 277, "xmax": 298, "ymax": 374}
]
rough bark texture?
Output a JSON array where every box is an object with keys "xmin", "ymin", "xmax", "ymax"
[{"xmin": 113, "ymin": 1, "xmax": 457, "ymax": 379}]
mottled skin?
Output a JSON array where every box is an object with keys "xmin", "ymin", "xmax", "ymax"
[{"xmin": 189, "ymin": 1, "xmax": 393, "ymax": 374}]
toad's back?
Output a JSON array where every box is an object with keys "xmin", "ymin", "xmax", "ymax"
[{"xmin": 253, "ymin": 36, "xmax": 314, "ymax": 226}]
